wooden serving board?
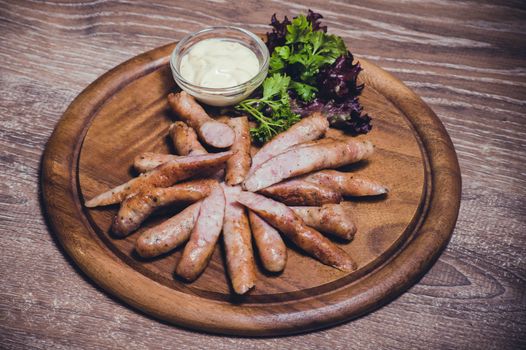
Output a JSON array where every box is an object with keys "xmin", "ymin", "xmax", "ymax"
[{"xmin": 41, "ymin": 42, "xmax": 461, "ymax": 336}]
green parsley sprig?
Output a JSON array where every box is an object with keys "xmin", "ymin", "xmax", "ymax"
[
  {"xmin": 236, "ymin": 74, "xmax": 300, "ymax": 144},
  {"xmin": 236, "ymin": 13, "xmax": 348, "ymax": 143}
]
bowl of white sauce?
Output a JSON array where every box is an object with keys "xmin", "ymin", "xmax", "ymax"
[{"xmin": 170, "ymin": 26, "xmax": 269, "ymax": 106}]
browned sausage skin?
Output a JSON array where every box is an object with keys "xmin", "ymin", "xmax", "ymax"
[
  {"xmin": 168, "ymin": 121, "xmax": 207, "ymax": 156},
  {"xmin": 248, "ymin": 211, "xmax": 287, "ymax": 273},
  {"xmin": 134, "ymin": 152, "xmax": 179, "ymax": 173},
  {"xmin": 170, "ymin": 120, "xmax": 226, "ymax": 180},
  {"xmin": 111, "ymin": 179, "xmax": 215, "ymax": 237},
  {"xmin": 225, "ymin": 117, "xmax": 251, "ymax": 185},
  {"xmin": 259, "ymin": 179, "xmax": 342, "ymax": 206},
  {"xmin": 222, "ymin": 185, "xmax": 256, "ymax": 294},
  {"xmin": 290, "ymin": 204, "xmax": 357, "ymax": 240},
  {"xmin": 167, "ymin": 92, "xmax": 235, "ymax": 148},
  {"xmin": 248, "ymin": 112, "xmax": 329, "ymax": 176},
  {"xmin": 237, "ymin": 191, "xmax": 356, "ymax": 272},
  {"xmin": 135, "ymin": 201, "xmax": 201, "ymax": 258},
  {"xmin": 175, "ymin": 184, "xmax": 226, "ymax": 281},
  {"xmin": 84, "ymin": 151, "xmax": 231, "ymax": 207},
  {"xmin": 133, "ymin": 122, "xmax": 211, "ymax": 173},
  {"xmin": 301, "ymin": 170, "xmax": 388, "ymax": 197},
  {"xmin": 243, "ymin": 138, "xmax": 373, "ymax": 192}
]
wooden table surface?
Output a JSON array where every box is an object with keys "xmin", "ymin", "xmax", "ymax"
[{"xmin": 1, "ymin": 0, "xmax": 524, "ymax": 349}]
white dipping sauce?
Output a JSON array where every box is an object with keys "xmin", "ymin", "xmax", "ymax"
[{"xmin": 179, "ymin": 39, "xmax": 260, "ymax": 88}]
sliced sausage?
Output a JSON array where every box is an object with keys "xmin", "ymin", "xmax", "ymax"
[
  {"xmin": 249, "ymin": 112, "xmax": 328, "ymax": 176},
  {"xmin": 84, "ymin": 151, "xmax": 231, "ymax": 207},
  {"xmin": 302, "ymin": 170, "xmax": 388, "ymax": 196},
  {"xmin": 168, "ymin": 92, "xmax": 235, "ymax": 148},
  {"xmin": 290, "ymin": 204, "xmax": 357, "ymax": 240},
  {"xmin": 135, "ymin": 201, "xmax": 201, "ymax": 258},
  {"xmin": 248, "ymin": 211, "xmax": 287, "ymax": 273},
  {"xmin": 134, "ymin": 152, "xmax": 179, "ymax": 173},
  {"xmin": 225, "ymin": 117, "xmax": 251, "ymax": 185},
  {"xmin": 170, "ymin": 120, "xmax": 225, "ymax": 180},
  {"xmin": 237, "ymin": 191, "xmax": 356, "ymax": 272},
  {"xmin": 133, "ymin": 121, "xmax": 209, "ymax": 173},
  {"xmin": 175, "ymin": 184, "xmax": 226, "ymax": 281},
  {"xmin": 243, "ymin": 138, "xmax": 373, "ymax": 192},
  {"xmin": 111, "ymin": 179, "xmax": 215, "ymax": 237},
  {"xmin": 259, "ymin": 179, "xmax": 342, "ymax": 206},
  {"xmin": 168, "ymin": 121, "xmax": 207, "ymax": 156},
  {"xmin": 222, "ymin": 185, "xmax": 256, "ymax": 294}
]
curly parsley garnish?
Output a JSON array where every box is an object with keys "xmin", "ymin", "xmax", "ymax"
[{"xmin": 236, "ymin": 10, "xmax": 371, "ymax": 143}]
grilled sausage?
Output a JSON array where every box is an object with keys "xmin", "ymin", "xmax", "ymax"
[
  {"xmin": 248, "ymin": 211, "xmax": 287, "ymax": 273},
  {"xmin": 259, "ymin": 179, "xmax": 342, "ymax": 206},
  {"xmin": 134, "ymin": 152, "xmax": 179, "ymax": 173},
  {"xmin": 84, "ymin": 151, "xmax": 231, "ymax": 207},
  {"xmin": 167, "ymin": 92, "xmax": 235, "ymax": 148},
  {"xmin": 225, "ymin": 117, "xmax": 251, "ymax": 185},
  {"xmin": 175, "ymin": 184, "xmax": 226, "ymax": 281},
  {"xmin": 243, "ymin": 138, "xmax": 373, "ymax": 192},
  {"xmin": 222, "ymin": 185, "xmax": 256, "ymax": 294},
  {"xmin": 302, "ymin": 170, "xmax": 388, "ymax": 197},
  {"xmin": 111, "ymin": 179, "xmax": 215, "ymax": 237},
  {"xmin": 248, "ymin": 112, "xmax": 328, "ymax": 176},
  {"xmin": 135, "ymin": 201, "xmax": 201, "ymax": 258},
  {"xmin": 237, "ymin": 191, "xmax": 356, "ymax": 272},
  {"xmin": 168, "ymin": 121, "xmax": 207, "ymax": 156},
  {"xmin": 170, "ymin": 120, "xmax": 225, "ymax": 180},
  {"xmin": 290, "ymin": 204, "xmax": 357, "ymax": 240},
  {"xmin": 133, "ymin": 121, "xmax": 210, "ymax": 173}
]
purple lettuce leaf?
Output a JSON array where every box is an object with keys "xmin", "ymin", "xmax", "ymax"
[
  {"xmin": 265, "ymin": 11, "xmax": 372, "ymax": 135},
  {"xmin": 266, "ymin": 10, "xmax": 327, "ymax": 53},
  {"xmin": 306, "ymin": 9, "xmax": 327, "ymax": 33},
  {"xmin": 266, "ymin": 14, "xmax": 291, "ymax": 53},
  {"xmin": 317, "ymin": 53, "xmax": 364, "ymax": 100},
  {"xmin": 291, "ymin": 52, "xmax": 372, "ymax": 134},
  {"xmin": 292, "ymin": 97, "xmax": 372, "ymax": 135}
]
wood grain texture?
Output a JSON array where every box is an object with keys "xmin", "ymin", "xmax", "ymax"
[
  {"xmin": 42, "ymin": 41, "xmax": 453, "ymax": 334},
  {"xmin": 0, "ymin": 0, "xmax": 524, "ymax": 348}
]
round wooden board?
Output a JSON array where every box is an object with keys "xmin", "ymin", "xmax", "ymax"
[{"xmin": 41, "ymin": 42, "xmax": 461, "ymax": 336}]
